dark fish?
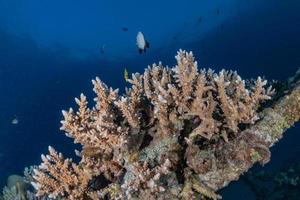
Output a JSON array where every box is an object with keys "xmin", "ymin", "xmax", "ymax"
[
  {"xmin": 122, "ymin": 27, "xmax": 128, "ymax": 31},
  {"xmin": 100, "ymin": 45, "xmax": 105, "ymax": 54},
  {"xmin": 198, "ymin": 17, "xmax": 202, "ymax": 23},
  {"xmin": 217, "ymin": 9, "xmax": 220, "ymax": 15}
]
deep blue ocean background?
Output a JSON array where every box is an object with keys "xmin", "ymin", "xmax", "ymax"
[{"xmin": 0, "ymin": 0, "xmax": 299, "ymax": 199}]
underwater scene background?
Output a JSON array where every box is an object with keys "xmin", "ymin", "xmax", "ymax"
[{"xmin": 0, "ymin": 0, "xmax": 300, "ymax": 199}]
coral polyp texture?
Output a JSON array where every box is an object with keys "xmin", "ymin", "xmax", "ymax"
[{"xmin": 30, "ymin": 50, "xmax": 300, "ymax": 200}]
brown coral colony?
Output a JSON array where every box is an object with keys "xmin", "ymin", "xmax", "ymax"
[{"xmin": 32, "ymin": 50, "xmax": 274, "ymax": 199}]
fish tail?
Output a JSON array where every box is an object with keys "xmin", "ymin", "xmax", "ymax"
[{"xmin": 145, "ymin": 40, "xmax": 150, "ymax": 48}]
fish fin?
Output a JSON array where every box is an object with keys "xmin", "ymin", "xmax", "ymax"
[
  {"xmin": 145, "ymin": 40, "xmax": 150, "ymax": 48},
  {"xmin": 139, "ymin": 49, "xmax": 144, "ymax": 54}
]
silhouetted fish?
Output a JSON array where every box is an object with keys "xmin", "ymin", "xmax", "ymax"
[
  {"xmin": 100, "ymin": 45, "xmax": 105, "ymax": 54},
  {"xmin": 122, "ymin": 27, "xmax": 128, "ymax": 31}
]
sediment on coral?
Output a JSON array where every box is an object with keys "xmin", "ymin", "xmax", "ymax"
[{"xmin": 27, "ymin": 50, "xmax": 300, "ymax": 200}]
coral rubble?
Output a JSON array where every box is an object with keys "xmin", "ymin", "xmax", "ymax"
[{"xmin": 26, "ymin": 50, "xmax": 300, "ymax": 199}]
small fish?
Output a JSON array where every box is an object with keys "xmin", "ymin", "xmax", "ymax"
[
  {"xmin": 124, "ymin": 68, "xmax": 129, "ymax": 82},
  {"xmin": 136, "ymin": 31, "xmax": 150, "ymax": 54},
  {"xmin": 216, "ymin": 9, "xmax": 220, "ymax": 15},
  {"xmin": 122, "ymin": 27, "xmax": 128, "ymax": 31},
  {"xmin": 198, "ymin": 17, "xmax": 202, "ymax": 23},
  {"xmin": 11, "ymin": 117, "xmax": 18, "ymax": 125},
  {"xmin": 100, "ymin": 45, "xmax": 105, "ymax": 54}
]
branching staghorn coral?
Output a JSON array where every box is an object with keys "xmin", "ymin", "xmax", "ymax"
[
  {"xmin": 32, "ymin": 146, "xmax": 90, "ymax": 200},
  {"xmin": 31, "ymin": 50, "xmax": 300, "ymax": 200}
]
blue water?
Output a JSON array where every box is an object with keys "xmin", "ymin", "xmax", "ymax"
[{"xmin": 0, "ymin": 0, "xmax": 299, "ymax": 199}]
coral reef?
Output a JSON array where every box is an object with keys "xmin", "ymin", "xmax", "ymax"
[
  {"xmin": 0, "ymin": 174, "xmax": 41, "ymax": 200},
  {"xmin": 25, "ymin": 50, "xmax": 300, "ymax": 199}
]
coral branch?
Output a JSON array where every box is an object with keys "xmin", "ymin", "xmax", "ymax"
[{"xmin": 32, "ymin": 146, "xmax": 90, "ymax": 199}]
